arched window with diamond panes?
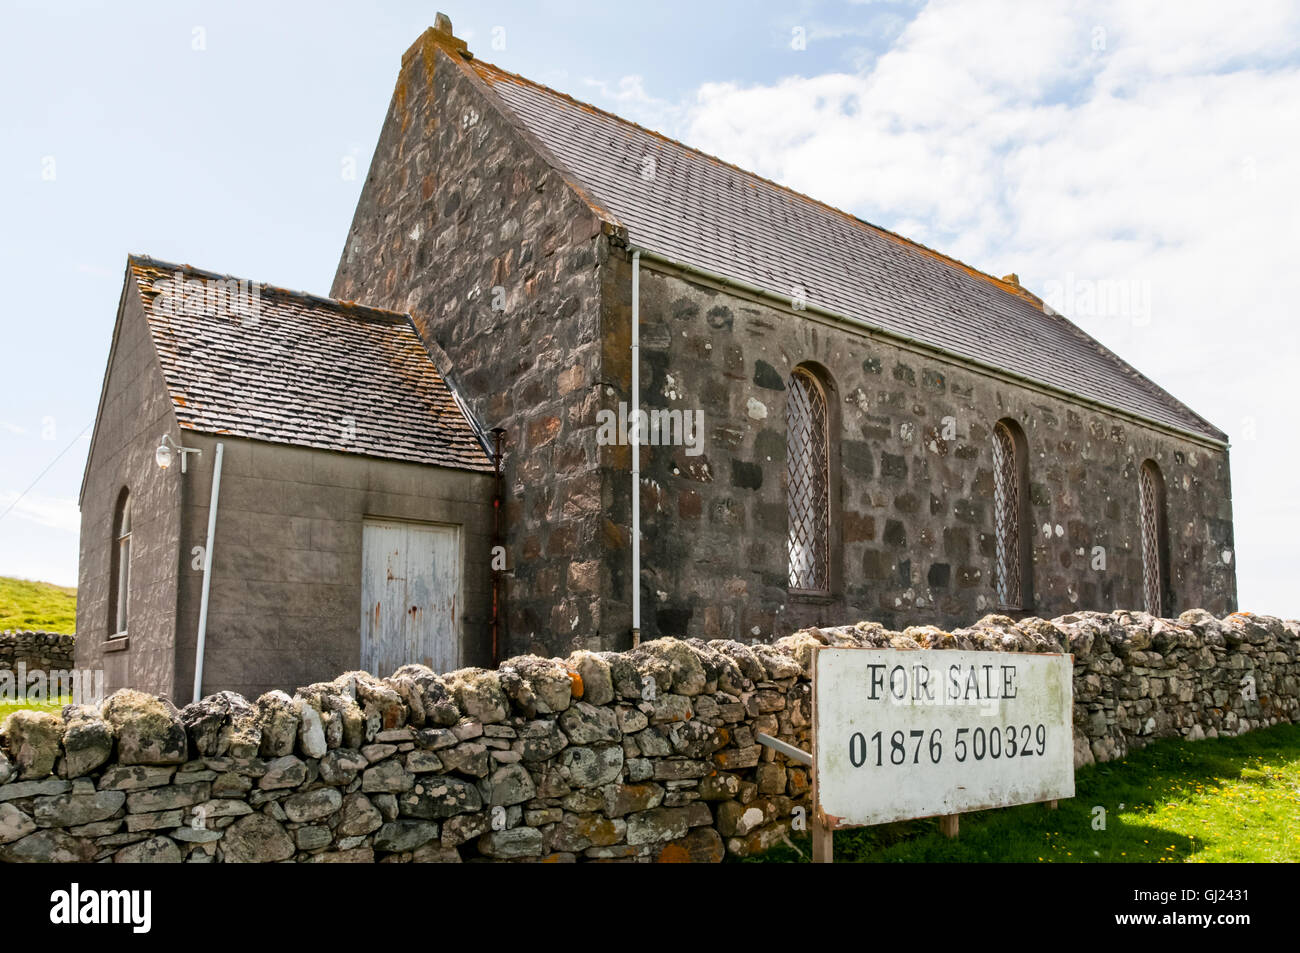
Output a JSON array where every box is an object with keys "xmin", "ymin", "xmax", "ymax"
[
  {"xmin": 1139, "ymin": 460, "xmax": 1169, "ymax": 616},
  {"xmin": 992, "ymin": 419, "xmax": 1032, "ymax": 610},
  {"xmin": 786, "ymin": 368, "xmax": 830, "ymax": 592}
]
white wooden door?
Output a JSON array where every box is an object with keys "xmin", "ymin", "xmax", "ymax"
[{"xmin": 361, "ymin": 519, "xmax": 461, "ymax": 676}]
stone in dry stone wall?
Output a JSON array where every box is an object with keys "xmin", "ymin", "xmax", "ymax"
[
  {"xmin": 0, "ymin": 609, "xmax": 1294, "ymax": 863},
  {"xmin": 0, "ymin": 631, "xmax": 76, "ymax": 675}
]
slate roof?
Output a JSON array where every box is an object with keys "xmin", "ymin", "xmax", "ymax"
[
  {"xmin": 467, "ymin": 57, "xmax": 1225, "ymax": 443},
  {"xmin": 129, "ymin": 255, "xmax": 494, "ymax": 471}
]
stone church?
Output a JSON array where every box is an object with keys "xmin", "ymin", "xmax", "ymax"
[{"xmin": 77, "ymin": 17, "xmax": 1236, "ymax": 700}]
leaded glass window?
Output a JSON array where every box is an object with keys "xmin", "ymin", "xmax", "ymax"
[{"xmin": 787, "ymin": 369, "xmax": 829, "ymax": 591}]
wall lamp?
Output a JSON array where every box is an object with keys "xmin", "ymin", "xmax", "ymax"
[{"xmin": 155, "ymin": 433, "xmax": 202, "ymax": 473}]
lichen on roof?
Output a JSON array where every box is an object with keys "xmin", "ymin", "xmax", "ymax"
[
  {"xmin": 127, "ymin": 254, "xmax": 494, "ymax": 472},
  {"xmin": 457, "ymin": 53, "xmax": 1225, "ymax": 444}
]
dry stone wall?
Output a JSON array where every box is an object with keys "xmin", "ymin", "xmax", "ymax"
[
  {"xmin": 0, "ymin": 631, "xmax": 76, "ymax": 674},
  {"xmin": 0, "ymin": 609, "xmax": 1295, "ymax": 863}
]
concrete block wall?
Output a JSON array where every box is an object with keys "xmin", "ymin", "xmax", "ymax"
[
  {"xmin": 172, "ymin": 434, "xmax": 497, "ymax": 703},
  {"xmin": 76, "ymin": 275, "xmax": 184, "ymax": 699}
]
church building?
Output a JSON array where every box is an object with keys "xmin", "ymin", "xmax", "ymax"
[{"xmin": 77, "ymin": 17, "xmax": 1237, "ymax": 700}]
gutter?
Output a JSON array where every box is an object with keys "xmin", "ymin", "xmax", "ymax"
[{"xmin": 626, "ymin": 245, "xmax": 1229, "ymax": 452}]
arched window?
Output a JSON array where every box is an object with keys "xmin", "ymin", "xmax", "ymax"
[
  {"xmin": 109, "ymin": 489, "xmax": 131, "ymax": 636},
  {"xmin": 1139, "ymin": 460, "xmax": 1169, "ymax": 616},
  {"xmin": 992, "ymin": 419, "xmax": 1032, "ymax": 610},
  {"xmin": 787, "ymin": 367, "xmax": 830, "ymax": 591}
]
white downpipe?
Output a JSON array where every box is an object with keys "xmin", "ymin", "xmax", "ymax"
[
  {"xmin": 192, "ymin": 441, "xmax": 224, "ymax": 703},
  {"xmin": 631, "ymin": 250, "xmax": 641, "ymax": 647}
]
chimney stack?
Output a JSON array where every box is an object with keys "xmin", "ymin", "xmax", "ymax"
[{"xmin": 402, "ymin": 11, "xmax": 470, "ymax": 66}]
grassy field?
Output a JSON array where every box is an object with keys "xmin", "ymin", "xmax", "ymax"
[
  {"xmin": 743, "ymin": 721, "xmax": 1300, "ymax": 863},
  {"xmin": 0, "ymin": 695, "xmax": 73, "ymax": 723},
  {"xmin": 0, "ymin": 576, "xmax": 76, "ymax": 633},
  {"xmin": 0, "ymin": 576, "xmax": 78, "ymax": 720}
]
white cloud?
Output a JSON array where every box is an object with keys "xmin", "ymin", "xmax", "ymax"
[
  {"xmin": 636, "ymin": 0, "xmax": 1300, "ymax": 613},
  {"xmin": 0, "ymin": 491, "xmax": 81, "ymax": 534},
  {"xmin": 582, "ymin": 75, "xmax": 687, "ymax": 135}
]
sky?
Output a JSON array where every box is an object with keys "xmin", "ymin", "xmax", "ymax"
[{"xmin": 1, "ymin": 0, "xmax": 1297, "ymax": 617}]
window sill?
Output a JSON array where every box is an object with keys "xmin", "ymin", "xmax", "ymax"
[
  {"xmin": 103, "ymin": 636, "xmax": 130, "ymax": 653},
  {"xmin": 788, "ymin": 590, "xmax": 835, "ymax": 605}
]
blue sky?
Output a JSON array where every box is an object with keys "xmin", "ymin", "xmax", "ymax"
[{"xmin": 2, "ymin": 1, "xmax": 1297, "ymax": 618}]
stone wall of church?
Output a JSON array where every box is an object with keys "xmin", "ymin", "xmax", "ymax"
[
  {"xmin": 330, "ymin": 31, "xmax": 1236, "ymax": 660},
  {"xmin": 603, "ymin": 253, "xmax": 1237, "ymax": 644},
  {"xmin": 330, "ymin": 34, "xmax": 614, "ymax": 660}
]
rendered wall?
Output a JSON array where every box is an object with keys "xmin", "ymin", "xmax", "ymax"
[
  {"xmin": 172, "ymin": 434, "xmax": 495, "ymax": 703},
  {"xmin": 76, "ymin": 275, "xmax": 184, "ymax": 699}
]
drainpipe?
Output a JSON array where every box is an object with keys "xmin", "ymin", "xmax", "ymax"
[
  {"xmin": 192, "ymin": 441, "xmax": 223, "ymax": 703},
  {"xmin": 489, "ymin": 427, "xmax": 506, "ymax": 667},
  {"xmin": 631, "ymin": 249, "xmax": 641, "ymax": 648}
]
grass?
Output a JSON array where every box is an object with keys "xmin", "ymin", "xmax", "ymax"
[
  {"xmin": 0, "ymin": 576, "xmax": 76, "ymax": 634},
  {"xmin": 0, "ymin": 695, "xmax": 73, "ymax": 723},
  {"xmin": 741, "ymin": 721, "xmax": 1300, "ymax": 863}
]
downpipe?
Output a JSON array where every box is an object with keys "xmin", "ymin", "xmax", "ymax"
[
  {"xmin": 192, "ymin": 441, "xmax": 223, "ymax": 703},
  {"xmin": 631, "ymin": 249, "xmax": 641, "ymax": 648},
  {"xmin": 490, "ymin": 427, "xmax": 506, "ymax": 667}
]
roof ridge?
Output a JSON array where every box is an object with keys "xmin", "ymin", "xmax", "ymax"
[
  {"xmin": 468, "ymin": 57, "xmax": 1041, "ymax": 307},
  {"xmin": 128, "ymin": 254, "xmax": 414, "ymax": 325}
]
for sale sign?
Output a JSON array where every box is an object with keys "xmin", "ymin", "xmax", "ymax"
[{"xmin": 812, "ymin": 647, "xmax": 1074, "ymax": 828}]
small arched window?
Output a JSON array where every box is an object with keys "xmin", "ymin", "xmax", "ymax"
[
  {"xmin": 1139, "ymin": 460, "xmax": 1169, "ymax": 616},
  {"xmin": 787, "ymin": 367, "xmax": 830, "ymax": 591},
  {"xmin": 109, "ymin": 489, "xmax": 131, "ymax": 637},
  {"xmin": 992, "ymin": 419, "xmax": 1032, "ymax": 610}
]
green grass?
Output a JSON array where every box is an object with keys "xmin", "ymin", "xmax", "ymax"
[
  {"xmin": 0, "ymin": 576, "xmax": 76, "ymax": 634},
  {"xmin": 0, "ymin": 695, "xmax": 73, "ymax": 723},
  {"xmin": 742, "ymin": 722, "xmax": 1300, "ymax": 863}
]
